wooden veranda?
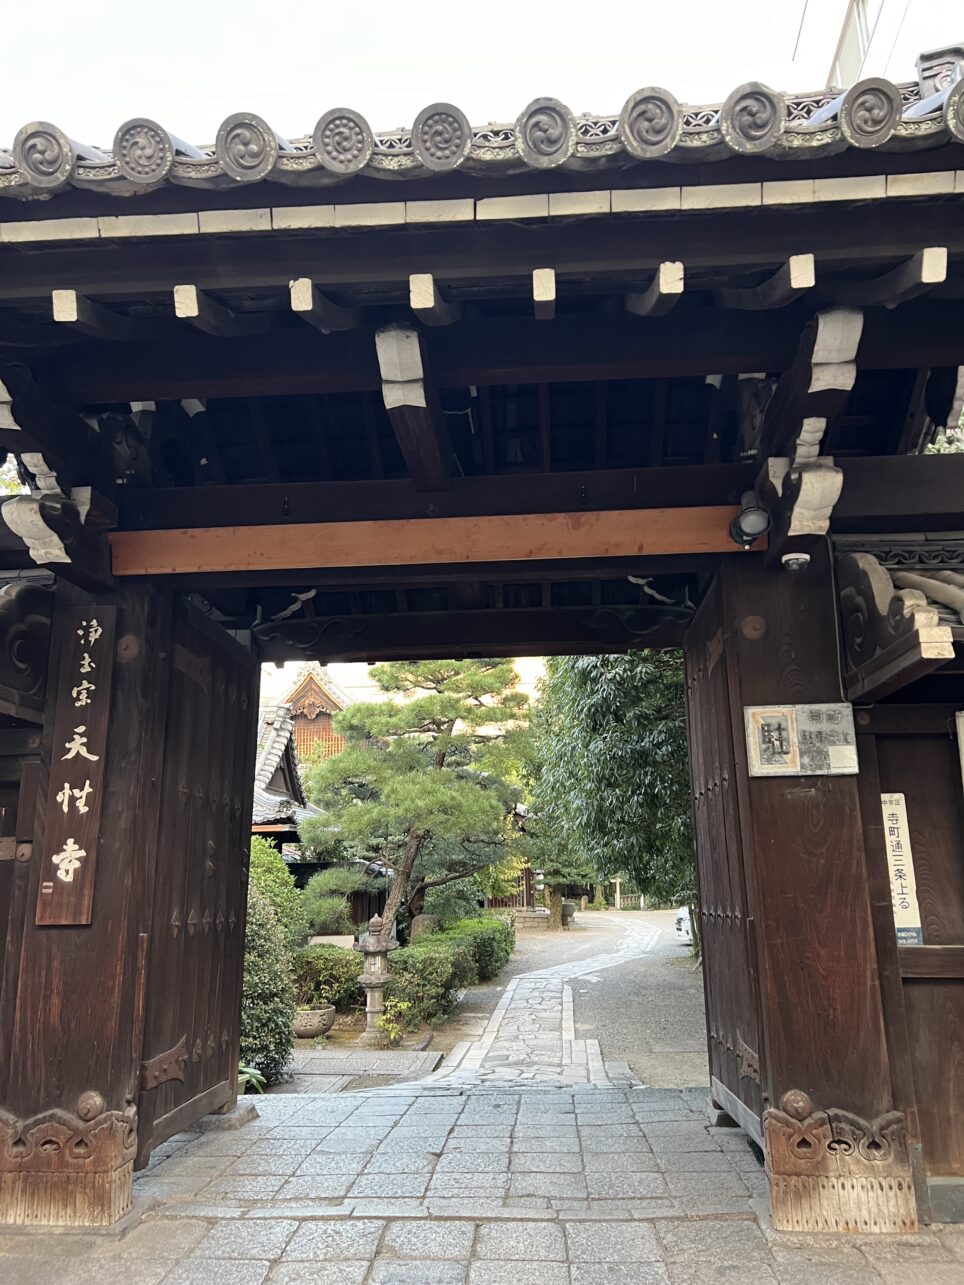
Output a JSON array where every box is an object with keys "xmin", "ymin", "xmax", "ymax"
[{"xmin": 0, "ymin": 49, "xmax": 963, "ymax": 1233}]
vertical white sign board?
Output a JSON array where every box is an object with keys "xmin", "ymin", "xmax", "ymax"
[{"xmin": 880, "ymin": 792, "xmax": 923, "ymax": 945}]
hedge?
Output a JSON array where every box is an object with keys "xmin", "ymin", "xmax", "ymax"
[
  {"xmin": 387, "ymin": 915, "xmax": 515, "ymax": 1030},
  {"xmin": 446, "ymin": 916, "xmax": 515, "ymax": 981},
  {"xmin": 249, "ymin": 836, "xmax": 308, "ymax": 955},
  {"xmin": 292, "ymin": 943, "xmax": 363, "ymax": 1010},
  {"xmin": 240, "ymin": 885, "xmax": 294, "ymax": 1083}
]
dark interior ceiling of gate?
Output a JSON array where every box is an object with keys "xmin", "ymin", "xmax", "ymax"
[{"xmin": 1, "ymin": 175, "xmax": 963, "ymax": 662}]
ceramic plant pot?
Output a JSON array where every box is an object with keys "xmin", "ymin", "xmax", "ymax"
[{"xmin": 293, "ymin": 1004, "xmax": 336, "ymax": 1039}]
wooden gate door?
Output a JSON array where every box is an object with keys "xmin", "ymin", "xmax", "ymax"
[
  {"xmin": 684, "ymin": 576, "xmax": 764, "ymax": 1136},
  {"xmin": 134, "ymin": 599, "xmax": 258, "ymax": 1166},
  {"xmin": 856, "ymin": 702, "xmax": 964, "ymax": 1220}
]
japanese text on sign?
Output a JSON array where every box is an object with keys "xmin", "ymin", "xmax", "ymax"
[
  {"xmin": 880, "ymin": 792, "xmax": 922, "ymax": 946},
  {"xmin": 36, "ymin": 607, "xmax": 116, "ymax": 926}
]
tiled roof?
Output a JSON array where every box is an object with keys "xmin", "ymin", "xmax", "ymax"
[{"xmin": 2, "ymin": 50, "xmax": 962, "ymax": 203}]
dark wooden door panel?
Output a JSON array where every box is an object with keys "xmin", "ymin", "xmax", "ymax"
[
  {"xmin": 135, "ymin": 599, "xmax": 258, "ymax": 1164},
  {"xmin": 685, "ymin": 579, "xmax": 763, "ymax": 1119},
  {"xmin": 876, "ymin": 735, "xmax": 964, "ymax": 945},
  {"xmin": 903, "ymin": 980, "xmax": 964, "ymax": 1175}
]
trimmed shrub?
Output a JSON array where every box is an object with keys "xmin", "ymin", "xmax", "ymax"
[
  {"xmin": 302, "ymin": 865, "xmax": 378, "ymax": 936},
  {"xmin": 386, "ymin": 914, "xmax": 515, "ymax": 1030},
  {"xmin": 249, "ymin": 835, "xmax": 308, "ymax": 955},
  {"xmin": 240, "ymin": 885, "xmax": 294, "ymax": 1083},
  {"xmin": 446, "ymin": 916, "xmax": 515, "ymax": 981},
  {"xmin": 292, "ymin": 944, "xmax": 363, "ymax": 1010},
  {"xmin": 388, "ymin": 937, "xmax": 478, "ymax": 1029}
]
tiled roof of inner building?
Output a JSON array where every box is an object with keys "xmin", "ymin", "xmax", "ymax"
[{"xmin": 2, "ymin": 51, "xmax": 963, "ymax": 202}]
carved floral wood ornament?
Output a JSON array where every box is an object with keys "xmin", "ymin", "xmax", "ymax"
[
  {"xmin": 764, "ymin": 1090, "xmax": 917, "ymax": 1233},
  {"xmin": 0, "ymin": 1098, "xmax": 137, "ymax": 1226}
]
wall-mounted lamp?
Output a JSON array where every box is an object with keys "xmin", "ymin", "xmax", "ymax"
[{"xmin": 729, "ymin": 490, "xmax": 771, "ymax": 548}]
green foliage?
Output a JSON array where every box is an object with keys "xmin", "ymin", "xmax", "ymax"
[
  {"xmin": 292, "ymin": 944, "xmax": 363, "ymax": 1010},
  {"xmin": 388, "ymin": 937, "xmax": 478, "ymax": 1029},
  {"xmin": 446, "ymin": 916, "xmax": 515, "ymax": 980},
  {"xmin": 530, "ymin": 651, "xmax": 695, "ymax": 905},
  {"xmin": 423, "ymin": 881, "xmax": 482, "ymax": 927},
  {"xmin": 248, "ymin": 835, "xmax": 308, "ymax": 955},
  {"xmin": 300, "ymin": 659, "xmax": 529, "ymax": 929},
  {"xmin": 305, "ymin": 864, "xmax": 377, "ymax": 897},
  {"xmin": 240, "ymin": 885, "xmax": 294, "ymax": 1084},
  {"xmin": 592, "ymin": 886, "xmax": 608, "ymax": 910},
  {"xmin": 303, "ymin": 890, "xmax": 355, "ymax": 936},
  {"xmin": 386, "ymin": 915, "xmax": 514, "ymax": 1029},
  {"xmin": 376, "ymin": 997, "xmax": 411, "ymax": 1046},
  {"xmin": 238, "ymin": 1063, "xmax": 267, "ymax": 1094}
]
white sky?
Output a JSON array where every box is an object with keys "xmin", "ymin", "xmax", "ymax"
[
  {"xmin": 260, "ymin": 657, "xmax": 545, "ymax": 707},
  {"xmin": 1, "ymin": 1, "xmax": 959, "ymax": 146}
]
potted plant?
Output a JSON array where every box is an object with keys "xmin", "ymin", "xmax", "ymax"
[{"xmin": 293, "ymin": 1002, "xmax": 336, "ymax": 1039}]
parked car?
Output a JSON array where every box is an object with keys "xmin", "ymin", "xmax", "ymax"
[{"xmin": 675, "ymin": 906, "xmax": 693, "ymax": 946}]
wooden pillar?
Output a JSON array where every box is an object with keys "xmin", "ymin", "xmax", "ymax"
[
  {"xmin": 685, "ymin": 543, "xmax": 919, "ymax": 1233},
  {"xmin": 0, "ymin": 582, "xmax": 258, "ymax": 1227}
]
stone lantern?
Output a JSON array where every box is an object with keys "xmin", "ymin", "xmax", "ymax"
[{"xmin": 353, "ymin": 913, "xmax": 398, "ymax": 1044}]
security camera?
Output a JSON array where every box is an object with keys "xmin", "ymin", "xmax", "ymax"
[{"xmin": 781, "ymin": 552, "xmax": 811, "ymax": 574}]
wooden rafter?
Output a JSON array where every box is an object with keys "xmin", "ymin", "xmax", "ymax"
[
  {"xmin": 409, "ymin": 274, "xmax": 462, "ymax": 326},
  {"xmin": 289, "ymin": 278, "xmax": 362, "ymax": 332},
  {"xmin": 173, "ymin": 284, "xmax": 275, "ymax": 337},
  {"xmin": 624, "ymin": 262, "xmax": 684, "ymax": 318},
  {"xmin": 832, "ymin": 247, "xmax": 947, "ymax": 308},
  {"xmin": 533, "ymin": 268, "xmax": 556, "ymax": 321},
  {"xmin": 246, "ymin": 400, "xmax": 280, "ymax": 482},
  {"xmin": 714, "ymin": 255, "xmax": 815, "ymax": 311},
  {"xmin": 30, "ymin": 301, "xmax": 964, "ymax": 404},
  {"xmin": 51, "ymin": 290, "xmax": 136, "ymax": 342}
]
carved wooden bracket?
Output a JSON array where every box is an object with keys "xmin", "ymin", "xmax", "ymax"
[
  {"xmin": 838, "ymin": 551, "xmax": 956, "ymax": 701},
  {"xmin": 764, "ymin": 1090, "xmax": 918, "ymax": 1233},
  {"xmin": 757, "ymin": 308, "xmax": 863, "ymax": 566},
  {"xmin": 1, "ymin": 491, "xmax": 116, "ymax": 591},
  {"xmin": 140, "ymin": 1035, "xmax": 189, "ymax": 1091}
]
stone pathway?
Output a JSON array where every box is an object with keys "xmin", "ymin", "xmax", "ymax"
[
  {"xmin": 428, "ymin": 916, "xmax": 661, "ymax": 1090},
  {"xmin": 279, "ymin": 1050, "xmax": 443, "ymax": 1094},
  {"xmin": 3, "ymin": 917, "xmax": 961, "ymax": 1282}
]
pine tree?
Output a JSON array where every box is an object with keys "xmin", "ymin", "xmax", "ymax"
[{"xmin": 300, "ymin": 659, "xmax": 528, "ymax": 933}]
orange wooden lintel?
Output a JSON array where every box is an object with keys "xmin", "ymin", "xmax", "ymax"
[{"xmin": 109, "ymin": 507, "xmax": 761, "ymax": 577}]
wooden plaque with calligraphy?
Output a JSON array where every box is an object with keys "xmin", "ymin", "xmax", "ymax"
[{"xmin": 35, "ymin": 605, "xmax": 117, "ymax": 926}]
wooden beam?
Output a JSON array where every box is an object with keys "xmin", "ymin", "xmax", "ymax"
[
  {"xmin": 173, "ymin": 284, "xmax": 276, "ymax": 337},
  {"xmin": 144, "ymin": 552, "xmax": 721, "ymax": 593},
  {"xmin": 533, "ymin": 268, "xmax": 556, "ymax": 321},
  {"xmin": 51, "ymin": 289, "xmax": 135, "ymax": 342},
  {"xmin": 253, "ymin": 604, "xmax": 688, "ymax": 663},
  {"xmin": 624, "ymin": 262, "xmax": 684, "ymax": 318},
  {"xmin": 289, "ymin": 277, "xmax": 361, "ymax": 332},
  {"xmin": 6, "ymin": 200, "xmax": 963, "ymax": 305},
  {"xmin": 117, "ymin": 461, "xmax": 757, "ymax": 530},
  {"xmin": 30, "ymin": 301, "xmax": 964, "ymax": 405},
  {"xmin": 375, "ymin": 324, "xmax": 451, "ymax": 491},
  {"xmin": 109, "ymin": 506, "xmax": 758, "ymax": 577},
  {"xmin": 715, "ymin": 254, "xmax": 815, "ymax": 311},
  {"xmin": 409, "ymin": 273, "xmax": 462, "ymax": 326},
  {"xmin": 833, "ymin": 247, "xmax": 947, "ymax": 308}
]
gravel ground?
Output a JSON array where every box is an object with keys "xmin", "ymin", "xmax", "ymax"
[
  {"xmin": 571, "ymin": 911, "xmax": 709, "ymax": 1087},
  {"xmin": 432, "ymin": 909, "xmax": 708, "ymax": 1089}
]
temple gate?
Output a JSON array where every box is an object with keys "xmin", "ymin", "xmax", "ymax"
[{"xmin": 0, "ymin": 45, "xmax": 963, "ymax": 1231}]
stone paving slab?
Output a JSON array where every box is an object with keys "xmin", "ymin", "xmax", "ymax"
[{"xmin": 2, "ymin": 919, "xmax": 956, "ymax": 1282}]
